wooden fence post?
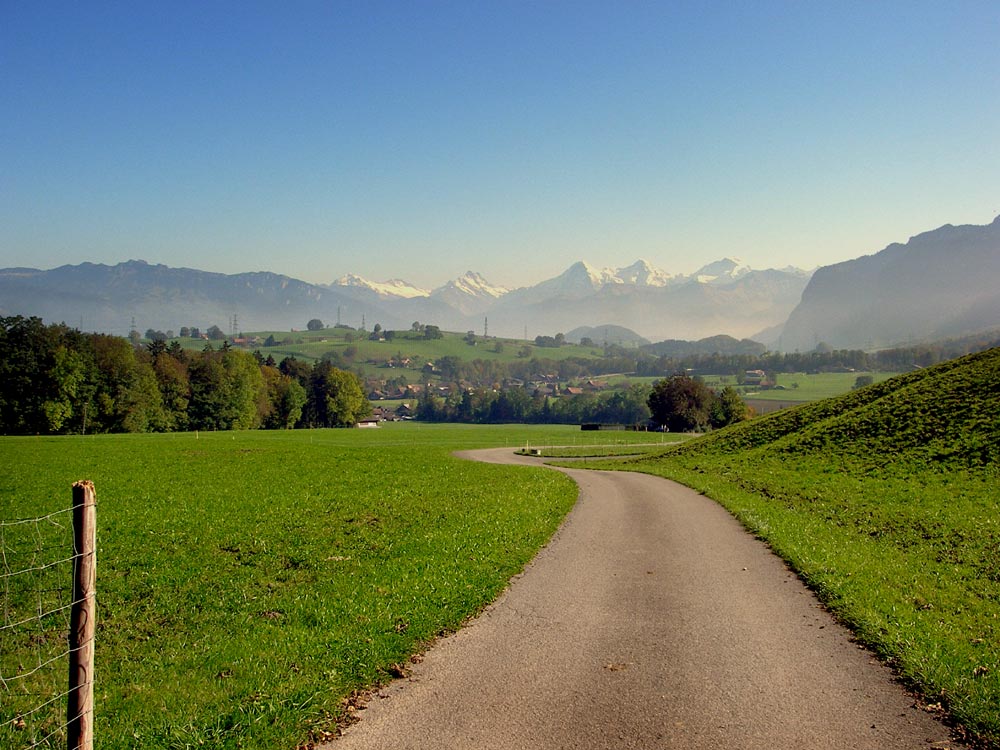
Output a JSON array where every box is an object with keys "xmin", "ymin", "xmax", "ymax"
[{"xmin": 68, "ymin": 481, "xmax": 96, "ymax": 750}]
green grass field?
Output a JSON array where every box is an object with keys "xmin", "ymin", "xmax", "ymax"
[
  {"xmin": 697, "ymin": 371, "xmax": 902, "ymax": 401},
  {"xmin": 0, "ymin": 424, "xmax": 640, "ymax": 749},
  {"xmin": 181, "ymin": 327, "xmax": 607, "ymax": 377},
  {"xmin": 527, "ymin": 435, "xmax": 691, "ymax": 458},
  {"xmin": 5, "ymin": 349, "xmax": 998, "ymax": 747},
  {"xmin": 599, "ymin": 349, "xmax": 1000, "ymax": 747}
]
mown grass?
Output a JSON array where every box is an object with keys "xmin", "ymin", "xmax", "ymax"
[
  {"xmin": 0, "ymin": 424, "xmax": 626, "ymax": 749},
  {"xmin": 527, "ymin": 435, "xmax": 691, "ymax": 458},
  {"xmin": 596, "ymin": 348, "xmax": 1000, "ymax": 747},
  {"xmin": 697, "ymin": 370, "xmax": 902, "ymax": 401}
]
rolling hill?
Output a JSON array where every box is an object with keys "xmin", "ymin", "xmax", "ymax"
[{"xmin": 670, "ymin": 345, "xmax": 1000, "ymax": 470}]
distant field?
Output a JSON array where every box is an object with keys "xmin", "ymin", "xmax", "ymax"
[
  {"xmin": 0, "ymin": 424, "xmax": 630, "ymax": 749},
  {"xmin": 694, "ymin": 371, "xmax": 901, "ymax": 401},
  {"xmin": 751, "ymin": 371, "xmax": 901, "ymax": 400},
  {"xmin": 608, "ymin": 371, "xmax": 904, "ymax": 404},
  {"xmin": 173, "ymin": 327, "xmax": 608, "ymax": 381}
]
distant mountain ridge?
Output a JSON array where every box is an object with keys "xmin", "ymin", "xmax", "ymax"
[
  {"xmin": 777, "ymin": 215, "xmax": 1000, "ymax": 351},
  {"xmin": 0, "ymin": 257, "xmax": 811, "ymax": 341},
  {"xmin": 330, "ymin": 257, "xmax": 770, "ymax": 303},
  {"xmin": 7, "ymin": 216, "xmax": 995, "ymax": 348},
  {"xmin": 565, "ymin": 324, "xmax": 651, "ymax": 347},
  {"xmin": 0, "ymin": 260, "xmax": 394, "ymax": 336}
]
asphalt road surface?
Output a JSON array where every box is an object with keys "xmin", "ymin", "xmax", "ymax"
[{"xmin": 328, "ymin": 448, "xmax": 960, "ymax": 749}]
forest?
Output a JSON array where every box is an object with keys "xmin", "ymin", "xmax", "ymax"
[{"xmin": 0, "ymin": 316, "xmax": 369, "ymax": 435}]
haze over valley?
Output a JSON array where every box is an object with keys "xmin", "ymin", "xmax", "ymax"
[{"xmin": 3, "ymin": 214, "xmax": 999, "ymax": 352}]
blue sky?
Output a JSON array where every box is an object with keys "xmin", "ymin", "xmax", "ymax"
[{"xmin": 2, "ymin": 1, "xmax": 998, "ymax": 289}]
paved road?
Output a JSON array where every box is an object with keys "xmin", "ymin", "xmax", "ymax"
[{"xmin": 328, "ymin": 448, "xmax": 959, "ymax": 749}]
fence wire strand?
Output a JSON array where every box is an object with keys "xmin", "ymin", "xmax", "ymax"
[{"xmin": 1, "ymin": 501, "xmax": 93, "ymax": 748}]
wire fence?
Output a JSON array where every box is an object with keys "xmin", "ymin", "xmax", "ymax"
[{"xmin": 1, "ymin": 484, "xmax": 96, "ymax": 749}]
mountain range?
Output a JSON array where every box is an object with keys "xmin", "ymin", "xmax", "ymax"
[
  {"xmin": 0, "ymin": 257, "xmax": 811, "ymax": 343},
  {"xmin": 3, "ymin": 214, "xmax": 997, "ymax": 350}
]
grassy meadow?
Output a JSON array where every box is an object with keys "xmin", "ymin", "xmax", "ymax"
[
  {"xmin": 5, "ymin": 346, "xmax": 998, "ymax": 747},
  {"xmin": 596, "ymin": 348, "xmax": 1000, "ymax": 746},
  {"xmin": 0, "ymin": 424, "xmax": 659, "ymax": 749},
  {"xmin": 184, "ymin": 326, "xmax": 609, "ymax": 380},
  {"xmin": 696, "ymin": 370, "xmax": 902, "ymax": 401}
]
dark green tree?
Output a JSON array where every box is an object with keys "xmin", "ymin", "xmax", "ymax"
[
  {"xmin": 0, "ymin": 317, "xmax": 59, "ymax": 433},
  {"xmin": 188, "ymin": 351, "xmax": 227, "ymax": 429},
  {"xmin": 153, "ymin": 351, "xmax": 190, "ymax": 431},
  {"xmin": 279, "ymin": 356, "xmax": 312, "ymax": 385},
  {"xmin": 648, "ymin": 374, "xmax": 714, "ymax": 432},
  {"xmin": 262, "ymin": 366, "xmax": 307, "ymax": 429}
]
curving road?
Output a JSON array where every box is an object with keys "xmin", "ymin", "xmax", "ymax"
[{"xmin": 328, "ymin": 448, "xmax": 960, "ymax": 749}]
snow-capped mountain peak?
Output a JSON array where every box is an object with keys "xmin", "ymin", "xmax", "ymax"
[
  {"xmin": 442, "ymin": 271, "xmax": 510, "ymax": 300},
  {"xmin": 548, "ymin": 261, "xmax": 613, "ymax": 291},
  {"xmin": 427, "ymin": 271, "xmax": 510, "ymax": 315},
  {"xmin": 530, "ymin": 259, "xmax": 676, "ymax": 297},
  {"xmin": 331, "ymin": 274, "xmax": 429, "ymax": 299},
  {"xmin": 613, "ymin": 259, "xmax": 673, "ymax": 287},
  {"xmin": 689, "ymin": 257, "xmax": 753, "ymax": 284}
]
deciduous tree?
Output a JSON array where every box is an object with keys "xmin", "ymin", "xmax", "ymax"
[
  {"xmin": 305, "ymin": 361, "xmax": 370, "ymax": 427},
  {"xmin": 648, "ymin": 374, "xmax": 714, "ymax": 432},
  {"xmin": 710, "ymin": 386, "xmax": 749, "ymax": 428}
]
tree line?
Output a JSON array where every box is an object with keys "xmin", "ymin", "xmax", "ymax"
[
  {"xmin": 0, "ymin": 316, "xmax": 370, "ymax": 435},
  {"xmin": 416, "ymin": 383, "xmax": 654, "ymax": 425},
  {"xmin": 415, "ymin": 374, "xmax": 749, "ymax": 430}
]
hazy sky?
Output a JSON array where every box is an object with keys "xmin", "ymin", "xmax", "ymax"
[{"xmin": 2, "ymin": 2, "xmax": 998, "ymax": 290}]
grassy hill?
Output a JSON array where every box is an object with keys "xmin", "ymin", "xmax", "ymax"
[
  {"xmin": 619, "ymin": 347, "xmax": 1000, "ymax": 747},
  {"xmin": 180, "ymin": 327, "xmax": 608, "ymax": 380},
  {"xmin": 683, "ymin": 348, "xmax": 999, "ymax": 467}
]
